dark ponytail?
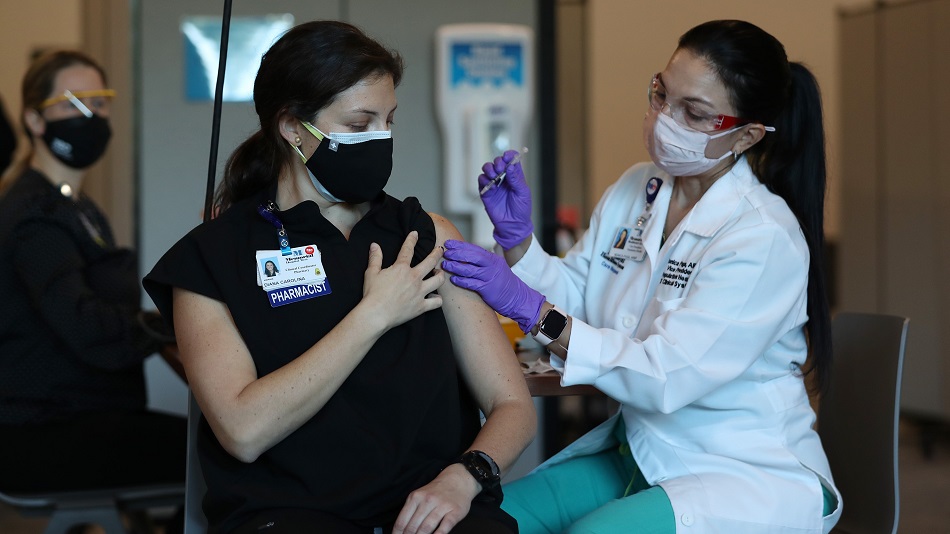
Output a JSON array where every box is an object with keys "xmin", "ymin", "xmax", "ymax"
[
  {"xmin": 214, "ymin": 20, "xmax": 404, "ymax": 212},
  {"xmin": 679, "ymin": 20, "xmax": 831, "ymax": 394}
]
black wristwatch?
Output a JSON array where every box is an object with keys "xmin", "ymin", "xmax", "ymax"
[
  {"xmin": 533, "ymin": 305, "xmax": 568, "ymax": 347},
  {"xmin": 456, "ymin": 450, "xmax": 502, "ymax": 503}
]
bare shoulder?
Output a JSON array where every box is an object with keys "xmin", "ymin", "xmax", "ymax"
[{"xmin": 429, "ymin": 212, "xmax": 463, "ymax": 244}]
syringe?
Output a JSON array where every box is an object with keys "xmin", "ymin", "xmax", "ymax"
[{"xmin": 479, "ymin": 147, "xmax": 529, "ymax": 195}]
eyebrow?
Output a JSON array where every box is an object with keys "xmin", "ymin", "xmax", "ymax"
[
  {"xmin": 656, "ymin": 76, "xmax": 716, "ymax": 109},
  {"xmin": 344, "ymin": 105, "xmax": 398, "ymax": 117}
]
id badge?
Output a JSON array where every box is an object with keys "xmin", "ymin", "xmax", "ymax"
[
  {"xmin": 608, "ymin": 225, "xmax": 647, "ymax": 262},
  {"xmin": 255, "ymin": 245, "xmax": 333, "ymax": 306}
]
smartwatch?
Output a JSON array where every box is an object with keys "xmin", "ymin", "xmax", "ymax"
[
  {"xmin": 456, "ymin": 450, "xmax": 502, "ymax": 503},
  {"xmin": 533, "ymin": 305, "xmax": 568, "ymax": 347}
]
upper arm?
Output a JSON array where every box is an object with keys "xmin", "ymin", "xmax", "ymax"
[
  {"xmin": 429, "ymin": 213, "xmax": 531, "ymax": 414},
  {"xmin": 172, "ymin": 287, "xmax": 259, "ymax": 434}
]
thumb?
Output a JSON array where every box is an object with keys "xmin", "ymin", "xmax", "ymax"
[{"xmin": 366, "ymin": 242, "xmax": 383, "ymax": 274}]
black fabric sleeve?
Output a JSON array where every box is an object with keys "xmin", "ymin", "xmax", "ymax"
[
  {"xmin": 398, "ymin": 196, "xmax": 437, "ymax": 267},
  {"xmin": 10, "ymin": 218, "xmax": 152, "ymax": 371},
  {"xmin": 143, "ymin": 228, "xmax": 225, "ymax": 335}
]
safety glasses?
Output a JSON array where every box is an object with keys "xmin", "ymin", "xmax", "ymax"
[
  {"xmin": 648, "ymin": 73, "xmax": 758, "ymax": 132},
  {"xmin": 39, "ymin": 89, "xmax": 116, "ymax": 118}
]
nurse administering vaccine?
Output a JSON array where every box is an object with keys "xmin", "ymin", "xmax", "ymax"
[{"xmin": 441, "ymin": 19, "xmax": 841, "ymax": 534}]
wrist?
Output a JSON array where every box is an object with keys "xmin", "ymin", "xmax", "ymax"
[
  {"xmin": 493, "ymin": 225, "xmax": 533, "ymax": 251},
  {"xmin": 443, "ymin": 462, "xmax": 482, "ymax": 499},
  {"xmin": 533, "ymin": 304, "xmax": 569, "ymax": 349},
  {"xmin": 517, "ymin": 290, "xmax": 546, "ymax": 334},
  {"xmin": 351, "ymin": 300, "xmax": 391, "ymax": 338},
  {"xmin": 453, "ymin": 450, "xmax": 502, "ymax": 503},
  {"xmin": 531, "ymin": 302, "xmax": 554, "ymax": 336}
]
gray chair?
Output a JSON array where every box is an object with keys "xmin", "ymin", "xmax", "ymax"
[
  {"xmin": 0, "ymin": 483, "xmax": 184, "ymax": 534},
  {"xmin": 185, "ymin": 394, "xmax": 208, "ymax": 534},
  {"xmin": 818, "ymin": 312, "xmax": 909, "ymax": 534}
]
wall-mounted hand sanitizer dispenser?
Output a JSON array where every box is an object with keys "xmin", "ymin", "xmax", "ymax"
[{"xmin": 436, "ymin": 23, "xmax": 534, "ymax": 248}]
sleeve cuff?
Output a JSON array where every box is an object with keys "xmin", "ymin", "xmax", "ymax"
[
  {"xmin": 553, "ymin": 318, "xmax": 603, "ymax": 387},
  {"xmin": 510, "ymin": 234, "xmax": 547, "ymax": 286}
]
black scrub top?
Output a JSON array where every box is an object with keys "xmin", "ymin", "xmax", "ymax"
[{"xmin": 144, "ymin": 188, "xmax": 480, "ymax": 532}]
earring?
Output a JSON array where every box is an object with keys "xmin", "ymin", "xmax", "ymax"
[
  {"xmin": 289, "ymin": 140, "xmax": 307, "ymax": 163},
  {"xmin": 294, "ymin": 136, "xmax": 301, "ymax": 146},
  {"xmin": 734, "ymin": 150, "xmax": 742, "ymax": 162}
]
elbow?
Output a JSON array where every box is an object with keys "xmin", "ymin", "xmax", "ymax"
[
  {"xmin": 222, "ymin": 442, "xmax": 262, "ymax": 464},
  {"xmin": 212, "ymin": 424, "xmax": 269, "ymax": 463}
]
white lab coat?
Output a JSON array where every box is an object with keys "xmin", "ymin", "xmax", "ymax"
[{"xmin": 512, "ymin": 159, "xmax": 842, "ymax": 533}]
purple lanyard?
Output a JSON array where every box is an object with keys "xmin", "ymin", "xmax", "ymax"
[{"xmin": 257, "ymin": 201, "xmax": 292, "ymax": 256}]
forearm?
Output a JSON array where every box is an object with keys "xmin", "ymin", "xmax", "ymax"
[
  {"xmin": 466, "ymin": 399, "xmax": 536, "ymax": 475},
  {"xmin": 178, "ymin": 291, "xmax": 390, "ymax": 462},
  {"xmin": 502, "ymin": 234, "xmax": 532, "ymax": 267}
]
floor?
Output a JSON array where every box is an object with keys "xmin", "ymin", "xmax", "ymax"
[{"xmin": 2, "ymin": 416, "xmax": 949, "ymax": 533}]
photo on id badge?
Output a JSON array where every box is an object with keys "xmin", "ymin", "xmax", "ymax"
[
  {"xmin": 261, "ymin": 258, "xmax": 280, "ymax": 278},
  {"xmin": 610, "ymin": 224, "xmax": 646, "ymax": 262},
  {"xmin": 613, "ymin": 227, "xmax": 631, "ymax": 249}
]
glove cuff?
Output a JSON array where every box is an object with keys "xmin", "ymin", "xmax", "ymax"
[
  {"xmin": 515, "ymin": 288, "xmax": 545, "ymax": 334},
  {"xmin": 493, "ymin": 224, "xmax": 534, "ymax": 251}
]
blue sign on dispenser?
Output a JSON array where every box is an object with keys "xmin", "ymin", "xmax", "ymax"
[{"xmin": 450, "ymin": 42, "xmax": 524, "ymax": 88}]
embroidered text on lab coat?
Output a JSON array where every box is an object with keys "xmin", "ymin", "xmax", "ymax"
[{"xmin": 661, "ymin": 259, "xmax": 695, "ymax": 289}]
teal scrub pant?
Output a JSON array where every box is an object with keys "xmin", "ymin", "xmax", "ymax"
[
  {"xmin": 501, "ymin": 420, "xmax": 837, "ymax": 534},
  {"xmin": 501, "ymin": 421, "xmax": 675, "ymax": 534}
]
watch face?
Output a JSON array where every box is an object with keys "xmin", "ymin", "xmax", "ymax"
[
  {"xmin": 459, "ymin": 451, "xmax": 503, "ymax": 503},
  {"xmin": 540, "ymin": 309, "xmax": 567, "ymax": 339},
  {"xmin": 473, "ymin": 451, "xmax": 500, "ymax": 478},
  {"xmin": 462, "ymin": 450, "xmax": 500, "ymax": 483}
]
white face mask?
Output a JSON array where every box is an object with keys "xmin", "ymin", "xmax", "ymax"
[{"xmin": 643, "ymin": 110, "xmax": 739, "ymax": 177}]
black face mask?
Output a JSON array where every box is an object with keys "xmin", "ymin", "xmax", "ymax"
[
  {"xmin": 304, "ymin": 132, "xmax": 393, "ymax": 204},
  {"xmin": 42, "ymin": 114, "xmax": 112, "ymax": 169}
]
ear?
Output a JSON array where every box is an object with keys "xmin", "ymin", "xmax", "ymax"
[
  {"xmin": 23, "ymin": 109, "xmax": 45, "ymax": 137},
  {"xmin": 732, "ymin": 124, "xmax": 767, "ymax": 155},
  {"xmin": 277, "ymin": 113, "xmax": 302, "ymax": 146}
]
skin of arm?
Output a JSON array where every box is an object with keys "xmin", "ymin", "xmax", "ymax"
[
  {"xmin": 393, "ymin": 214, "xmax": 536, "ymax": 534},
  {"xmin": 172, "ymin": 231, "xmax": 445, "ymax": 463}
]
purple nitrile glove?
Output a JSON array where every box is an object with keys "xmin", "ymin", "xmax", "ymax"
[
  {"xmin": 479, "ymin": 150, "xmax": 534, "ymax": 250},
  {"xmin": 441, "ymin": 239, "xmax": 544, "ymax": 334}
]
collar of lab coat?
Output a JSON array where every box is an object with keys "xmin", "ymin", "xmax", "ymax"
[{"xmin": 674, "ymin": 157, "xmax": 758, "ymax": 239}]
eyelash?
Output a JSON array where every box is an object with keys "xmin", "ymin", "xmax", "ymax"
[
  {"xmin": 656, "ymin": 86, "xmax": 713, "ymax": 118},
  {"xmin": 347, "ymin": 119, "xmax": 394, "ymax": 131}
]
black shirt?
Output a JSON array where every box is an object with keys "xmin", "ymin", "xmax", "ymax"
[
  {"xmin": 144, "ymin": 188, "xmax": 481, "ymax": 532},
  {"xmin": 0, "ymin": 169, "xmax": 151, "ymax": 424}
]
